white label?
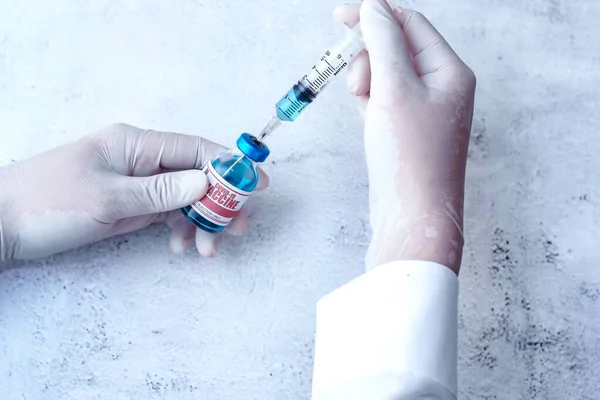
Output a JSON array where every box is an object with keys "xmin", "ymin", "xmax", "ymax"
[{"xmin": 190, "ymin": 163, "xmax": 252, "ymax": 226}]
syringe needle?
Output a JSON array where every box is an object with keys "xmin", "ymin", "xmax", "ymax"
[
  {"xmin": 222, "ymin": 154, "xmax": 245, "ymax": 177},
  {"xmin": 258, "ymin": 116, "xmax": 283, "ymax": 141}
]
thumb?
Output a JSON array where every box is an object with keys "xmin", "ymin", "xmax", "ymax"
[
  {"xmin": 113, "ymin": 170, "xmax": 208, "ymax": 218},
  {"xmin": 360, "ymin": 0, "xmax": 419, "ymax": 99}
]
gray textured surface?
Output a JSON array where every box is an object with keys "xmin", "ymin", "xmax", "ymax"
[{"xmin": 1, "ymin": 0, "xmax": 600, "ymax": 399}]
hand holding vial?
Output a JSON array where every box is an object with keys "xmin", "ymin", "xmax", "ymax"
[{"xmin": 0, "ymin": 124, "xmax": 268, "ymax": 260}]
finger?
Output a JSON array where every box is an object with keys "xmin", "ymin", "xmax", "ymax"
[
  {"xmin": 141, "ymin": 129, "xmax": 226, "ymax": 171},
  {"xmin": 108, "ymin": 215, "xmax": 157, "ymax": 236},
  {"xmin": 148, "ymin": 212, "xmax": 171, "ymax": 226},
  {"xmin": 360, "ymin": 0, "xmax": 420, "ymax": 98},
  {"xmin": 109, "ymin": 169, "xmax": 208, "ymax": 219},
  {"xmin": 256, "ymin": 167, "xmax": 270, "ymax": 191},
  {"xmin": 195, "ymin": 228, "xmax": 221, "ymax": 258},
  {"xmin": 332, "ymin": 5, "xmax": 371, "ymax": 97},
  {"xmin": 170, "ymin": 217, "xmax": 195, "ymax": 254},
  {"xmin": 165, "ymin": 209, "xmax": 184, "ymax": 229},
  {"xmin": 354, "ymin": 95, "xmax": 369, "ymax": 119},
  {"xmin": 105, "ymin": 125, "xmax": 227, "ymax": 175},
  {"xmin": 333, "ymin": 3, "xmax": 361, "ymax": 27},
  {"xmin": 394, "ymin": 9, "xmax": 463, "ymax": 78},
  {"xmin": 347, "ymin": 50, "xmax": 371, "ymax": 96},
  {"xmin": 225, "ymin": 209, "xmax": 249, "ymax": 237}
]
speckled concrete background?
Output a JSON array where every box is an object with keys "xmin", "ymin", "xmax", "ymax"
[{"xmin": 1, "ymin": 0, "xmax": 599, "ymax": 399}]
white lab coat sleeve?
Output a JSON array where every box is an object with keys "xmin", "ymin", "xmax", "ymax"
[{"xmin": 311, "ymin": 260, "xmax": 459, "ymax": 400}]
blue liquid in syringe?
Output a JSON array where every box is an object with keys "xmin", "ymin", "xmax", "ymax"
[
  {"xmin": 275, "ymin": 80, "xmax": 317, "ymax": 122},
  {"xmin": 259, "ymin": 74, "xmax": 334, "ymax": 140},
  {"xmin": 259, "ymin": 27, "xmax": 363, "ymax": 140}
]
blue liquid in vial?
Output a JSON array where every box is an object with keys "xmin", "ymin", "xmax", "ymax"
[
  {"xmin": 275, "ymin": 80, "xmax": 316, "ymax": 122},
  {"xmin": 181, "ymin": 155, "xmax": 259, "ymax": 233}
]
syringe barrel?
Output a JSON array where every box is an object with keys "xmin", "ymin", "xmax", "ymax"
[
  {"xmin": 302, "ymin": 23, "xmax": 364, "ymax": 97},
  {"xmin": 275, "ymin": 24, "xmax": 364, "ymax": 122}
]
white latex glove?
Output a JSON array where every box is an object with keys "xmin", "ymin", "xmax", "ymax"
[
  {"xmin": 334, "ymin": 0, "xmax": 476, "ymax": 274},
  {"xmin": 0, "ymin": 123, "xmax": 268, "ymax": 260}
]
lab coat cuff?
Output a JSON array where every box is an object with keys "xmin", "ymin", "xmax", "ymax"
[{"xmin": 312, "ymin": 260, "xmax": 459, "ymax": 398}]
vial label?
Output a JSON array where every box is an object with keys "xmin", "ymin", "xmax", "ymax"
[{"xmin": 190, "ymin": 163, "xmax": 251, "ymax": 226}]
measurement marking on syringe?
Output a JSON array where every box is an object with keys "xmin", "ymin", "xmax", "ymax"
[
  {"xmin": 284, "ymin": 95, "xmax": 305, "ymax": 114},
  {"xmin": 270, "ymin": 28, "xmax": 365, "ymax": 125},
  {"xmin": 287, "ymin": 101, "xmax": 299, "ymax": 112},
  {"xmin": 278, "ymin": 106, "xmax": 293, "ymax": 119}
]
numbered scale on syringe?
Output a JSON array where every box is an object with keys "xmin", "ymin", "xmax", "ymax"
[
  {"xmin": 275, "ymin": 49, "xmax": 349, "ymax": 122},
  {"xmin": 305, "ymin": 49, "xmax": 349, "ymax": 94},
  {"xmin": 275, "ymin": 27, "xmax": 364, "ymax": 123}
]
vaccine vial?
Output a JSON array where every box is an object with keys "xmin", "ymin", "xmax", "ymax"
[{"xmin": 181, "ymin": 133, "xmax": 270, "ymax": 233}]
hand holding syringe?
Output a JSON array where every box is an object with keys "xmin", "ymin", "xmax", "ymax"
[{"xmin": 258, "ymin": 23, "xmax": 364, "ymax": 140}]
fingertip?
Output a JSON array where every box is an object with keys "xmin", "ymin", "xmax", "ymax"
[
  {"xmin": 256, "ymin": 168, "xmax": 270, "ymax": 191},
  {"xmin": 347, "ymin": 50, "xmax": 371, "ymax": 96},
  {"xmin": 195, "ymin": 229, "xmax": 220, "ymax": 258},
  {"xmin": 359, "ymin": 0, "xmax": 419, "ymax": 97},
  {"xmin": 169, "ymin": 217, "xmax": 195, "ymax": 253},
  {"xmin": 347, "ymin": 75, "xmax": 367, "ymax": 96},
  {"xmin": 332, "ymin": 3, "xmax": 361, "ymax": 27},
  {"xmin": 332, "ymin": 5, "xmax": 345, "ymax": 22},
  {"xmin": 226, "ymin": 210, "xmax": 249, "ymax": 237},
  {"xmin": 178, "ymin": 169, "xmax": 208, "ymax": 202},
  {"xmin": 197, "ymin": 170, "xmax": 209, "ymax": 191},
  {"xmin": 360, "ymin": 0, "xmax": 401, "ymax": 42},
  {"xmin": 171, "ymin": 236, "xmax": 193, "ymax": 254}
]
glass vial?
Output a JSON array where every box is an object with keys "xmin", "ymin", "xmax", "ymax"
[{"xmin": 181, "ymin": 133, "xmax": 270, "ymax": 233}]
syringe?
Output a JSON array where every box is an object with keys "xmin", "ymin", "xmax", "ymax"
[{"xmin": 258, "ymin": 23, "xmax": 364, "ymax": 140}]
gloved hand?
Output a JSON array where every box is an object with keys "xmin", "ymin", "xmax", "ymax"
[
  {"xmin": 0, "ymin": 123, "xmax": 268, "ymax": 260},
  {"xmin": 334, "ymin": 0, "xmax": 476, "ymax": 274}
]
